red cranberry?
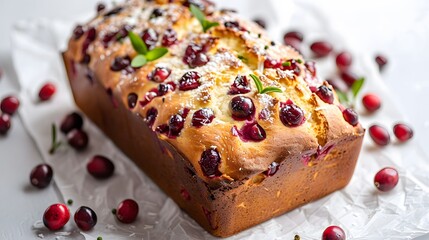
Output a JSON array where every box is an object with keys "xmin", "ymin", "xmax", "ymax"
[
  {"xmin": 87, "ymin": 155, "xmax": 115, "ymax": 179},
  {"xmin": 253, "ymin": 18, "xmax": 266, "ymax": 29},
  {"xmin": 247, "ymin": 123, "xmax": 266, "ymax": 141},
  {"xmin": 127, "ymin": 93, "xmax": 138, "ymax": 109},
  {"xmin": 1, "ymin": 96, "xmax": 20, "ymax": 115},
  {"xmin": 228, "ymin": 75, "xmax": 251, "ymax": 94},
  {"xmin": 340, "ymin": 71, "xmax": 358, "ymax": 87},
  {"xmin": 310, "ymin": 41, "xmax": 333, "ymax": 57},
  {"xmin": 141, "ymin": 29, "xmax": 158, "ymax": 50},
  {"xmin": 283, "ymin": 31, "xmax": 304, "ymax": 43},
  {"xmin": 305, "ymin": 61, "xmax": 317, "ymax": 77},
  {"xmin": 264, "ymin": 58, "xmax": 282, "ymax": 69},
  {"xmin": 139, "ymin": 89, "xmax": 158, "ymax": 107},
  {"xmin": 161, "ymin": 28, "xmax": 178, "ymax": 47},
  {"xmin": 369, "ymin": 125, "xmax": 390, "ymax": 146},
  {"xmin": 148, "ymin": 67, "xmax": 171, "ymax": 82},
  {"xmin": 393, "ymin": 123, "xmax": 413, "ymax": 142},
  {"xmin": 72, "ymin": 25, "xmax": 84, "ymax": 40},
  {"xmin": 179, "ymin": 71, "xmax": 201, "ymax": 91},
  {"xmin": 322, "ymin": 225, "xmax": 346, "ymax": 240},
  {"xmin": 375, "ymin": 54, "xmax": 388, "ymax": 71},
  {"xmin": 224, "ymin": 21, "xmax": 241, "ymax": 30},
  {"xmin": 199, "ymin": 148, "xmax": 222, "ymax": 178},
  {"xmin": 315, "ymin": 85, "xmax": 334, "ymax": 104},
  {"xmin": 116, "ymin": 199, "xmax": 139, "ymax": 223},
  {"xmin": 168, "ymin": 114, "xmax": 185, "ymax": 137},
  {"xmin": 362, "ymin": 93, "xmax": 381, "ymax": 113},
  {"xmin": 279, "ymin": 103, "xmax": 305, "ymax": 127},
  {"xmin": 43, "ymin": 203, "xmax": 70, "ymax": 231},
  {"xmin": 110, "ymin": 56, "xmax": 131, "ymax": 72},
  {"xmin": 96, "ymin": 3, "xmax": 106, "ymax": 12},
  {"xmin": 39, "ymin": 83, "xmax": 56, "ymax": 101},
  {"xmin": 67, "ymin": 129, "xmax": 89, "ymax": 150},
  {"xmin": 150, "ymin": 8, "xmax": 164, "ymax": 19},
  {"xmin": 104, "ymin": 7, "xmax": 123, "ymax": 17},
  {"xmin": 183, "ymin": 44, "xmax": 210, "ymax": 68},
  {"xmin": 30, "ymin": 164, "xmax": 53, "ymax": 188},
  {"xmin": 192, "ymin": 108, "xmax": 215, "ymax": 127},
  {"xmin": 342, "ymin": 108, "xmax": 359, "ymax": 126},
  {"xmin": 374, "ymin": 167, "xmax": 399, "ymax": 192},
  {"xmin": 281, "ymin": 59, "xmax": 301, "ymax": 75},
  {"xmin": 145, "ymin": 107, "xmax": 158, "ymax": 128},
  {"xmin": 0, "ymin": 113, "xmax": 11, "ymax": 135},
  {"xmin": 157, "ymin": 83, "xmax": 173, "ymax": 96},
  {"xmin": 232, "ymin": 122, "xmax": 267, "ymax": 142},
  {"xmin": 230, "ymin": 96, "xmax": 255, "ymax": 120},
  {"xmin": 74, "ymin": 206, "xmax": 97, "ymax": 231},
  {"xmin": 60, "ymin": 112, "xmax": 83, "ymax": 134},
  {"xmin": 264, "ymin": 162, "xmax": 279, "ymax": 176},
  {"xmin": 335, "ymin": 51, "xmax": 352, "ymax": 71}
]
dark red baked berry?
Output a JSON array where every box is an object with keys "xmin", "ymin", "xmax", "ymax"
[
  {"xmin": 228, "ymin": 75, "xmax": 251, "ymax": 95},
  {"xmin": 30, "ymin": 164, "xmax": 53, "ymax": 188},
  {"xmin": 230, "ymin": 96, "xmax": 255, "ymax": 120},
  {"xmin": 148, "ymin": 67, "xmax": 171, "ymax": 82},
  {"xmin": 1, "ymin": 96, "xmax": 20, "ymax": 115},
  {"xmin": 67, "ymin": 129, "xmax": 89, "ymax": 150},
  {"xmin": 340, "ymin": 71, "xmax": 358, "ymax": 87},
  {"xmin": 279, "ymin": 103, "xmax": 305, "ymax": 127},
  {"xmin": 310, "ymin": 41, "xmax": 333, "ymax": 57},
  {"xmin": 315, "ymin": 85, "xmax": 334, "ymax": 104},
  {"xmin": 43, "ymin": 203, "xmax": 70, "ymax": 231},
  {"xmin": 72, "ymin": 25, "xmax": 84, "ymax": 40},
  {"xmin": 87, "ymin": 155, "xmax": 115, "ymax": 179},
  {"xmin": 369, "ymin": 124, "xmax": 390, "ymax": 146},
  {"xmin": 179, "ymin": 71, "xmax": 201, "ymax": 91},
  {"xmin": 393, "ymin": 123, "xmax": 413, "ymax": 142},
  {"xmin": 96, "ymin": 3, "xmax": 106, "ymax": 13},
  {"xmin": 60, "ymin": 112, "xmax": 83, "ymax": 134},
  {"xmin": 116, "ymin": 199, "xmax": 139, "ymax": 223},
  {"xmin": 104, "ymin": 6, "xmax": 123, "ymax": 17},
  {"xmin": 192, "ymin": 108, "xmax": 215, "ymax": 127},
  {"xmin": 141, "ymin": 28, "xmax": 158, "ymax": 50},
  {"xmin": 74, "ymin": 206, "xmax": 97, "ymax": 231},
  {"xmin": 161, "ymin": 28, "xmax": 178, "ymax": 47},
  {"xmin": 342, "ymin": 108, "xmax": 359, "ymax": 126},
  {"xmin": 374, "ymin": 167, "xmax": 399, "ymax": 192},
  {"xmin": 375, "ymin": 54, "xmax": 388, "ymax": 71},
  {"xmin": 335, "ymin": 51, "xmax": 352, "ymax": 71},
  {"xmin": 284, "ymin": 31, "xmax": 303, "ymax": 43},
  {"xmin": 127, "ymin": 93, "xmax": 138, "ymax": 109},
  {"xmin": 362, "ymin": 93, "xmax": 381, "ymax": 113},
  {"xmin": 39, "ymin": 83, "xmax": 56, "ymax": 101},
  {"xmin": 199, "ymin": 148, "xmax": 222, "ymax": 178},
  {"xmin": 0, "ymin": 113, "xmax": 11, "ymax": 135},
  {"xmin": 168, "ymin": 114, "xmax": 185, "ymax": 137},
  {"xmin": 145, "ymin": 107, "xmax": 158, "ymax": 128},
  {"xmin": 264, "ymin": 162, "xmax": 279, "ymax": 176},
  {"xmin": 264, "ymin": 57, "xmax": 282, "ymax": 69},
  {"xmin": 183, "ymin": 43, "xmax": 210, "ymax": 68},
  {"xmin": 110, "ymin": 56, "xmax": 131, "ymax": 71},
  {"xmin": 322, "ymin": 225, "xmax": 346, "ymax": 240}
]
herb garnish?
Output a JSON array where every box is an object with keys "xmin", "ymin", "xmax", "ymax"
[
  {"xmin": 128, "ymin": 31, "xmax": 168, "ymax": 68},
  {"xmin": 249, "ymin": 74, "xmax": 283, "ymax": 94},
  {"xmin": 237, "ymin": 55, "xmax": 248, "ymax": 63},
  {"xmin": 336, "ymin": 77, "xmax": 365, "ymax": 108},
  {"xmin": 190, "ymin": 5, "xmax": 219, "ymax": 33},
  {"xmin": 49, "ymin": 124, "xmax": 62, "ymax": 154},
  {"xmin": 67, "ymin": 199, "xmax": 73, "ymax": 205}
]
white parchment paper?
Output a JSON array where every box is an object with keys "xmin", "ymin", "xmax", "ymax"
[{"xmin": 11, "ymin": 0, "xmax": 429, "ymax": 239}]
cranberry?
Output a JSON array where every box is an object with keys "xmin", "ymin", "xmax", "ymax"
[
  {"xmin": 375, "ymin": 54, "xmax": 388, "ymax": 71},
  {"xmin": 87, "ymin": 155, "xmax": 115, "ymax": 179},
  {"xmin": 393, "ymin": 123, "xmax": 413, "ymax": 142},
  {"xmin": 145, "ymin": 107, "xmax": 158, "ymax": 128},
  {"xmin": 96, "ymin": 3, "xmax": 106, "ymax": 12},
  {"xmin": 199, "ymin": 148, "xmax": 222, "ymax": 178},
  {"xmin": 235, "ymin": 122, "xmax": 266, "ymax": 142},
  {"xmin": 161, "ymin": 28, "xmax": 178, "ymax": 47},
  {"xmin": 127, "ymin": 93, "xmax": 138, "ymax": 109},
  {"xmin": 362, "ymin": 93, "xmax": 381, "ymax": 113},
  {"xmin": 315, "ymin": 85, "xmax": 334, "ymax": 104},
  {"xmin": 72, "ymin": 25, "xmax": 84, "ymax": 40},
  {"xmin": 157, "ymin": 83, "xmax": 173, "ymax": 96},
  {"xmin": 192, "ymin": 108, "xmax": 215, "ymax": 127},
  {"xmin": 38, "ymin": 83, "xmax": 56, "ymax": 101},
  {"xmin": 224, "ymin": 21, "xmax": 240, "ymax": 29},
  {"xmin": 264, "ymin": 58, "xmax": 282, "ymax": 69},
  {"xmin": 1, "ymin": 96, "xmax": 20, "ymax": 115},
  {"xmin": 115, "ymin": 25, "xmax": 132, "ymax": 42},
  {"xmin": 43, "ymin": 203, "xmax": 70, "ymax": 231},
  {"xmin": 183, "ymin": 44, "xmax": 210, "ymax": 68},
  {"xmin": 60, "ymin": 112, "xmax": 83, "ymax": 134},
  {"xmin": 141, "ymin": 29, "xmax": 158, "ymax": 50},
  {"xmin": 335, "ymin": 51, "xmax": 352, "ymax": 71},
  {"xmin": 179, "ymin": 71, "xmax": 201, "ymax": 91},
  {"xmin": 85, "ymin": 27, "xmax": 97, "ymax": 42},
  {"xmin": 281, "ymin": 59, "xmax": 301, "ymax": 75},
  {"xmin": 374, "ymin": 167, "xmax": 399, "ymax": 192},
  {"xmin": 148, "ymin": 67, "xmax": 171, "ymax": 82},
  {"xmin": 279, "ymin": 103, "xmax": 305, "ymax": 127},
  {"xmin": 342, "ymin": 108, "xmax": 359, "ymax": 126},
  {"xmin": 322, "ymin": 225, "xmax": 346, "ymax": 240},
  {"xmin": 264, "ymin": 162, "xmax": 279, "ymax": 176},
  {"xmin": 116, "ymin": 199, "xmax": 139, "ymax": 223},
  {"xmin": 168, "ymin": 114, "xmax": 185, "ymax": 137},
  {"xmin": 30, "ymin": 164, "xmax": 53, "ymax": 188},
  {"xmin": 139, "ymin": 89, "xmax": 158, "ymax": 107},
  {"xmin": 0, "ymin": 113, "xmax": 11, "ymax": 135},
  {"xmin": 150, "ymin": 8, "xmax": 164, "ymax": 19},
  {"xmin": 74, "ymin": 206, "xmax": 97, "ymax": 231},
  {"xmin": 305, "ymin": 61, "xmax": 317, "ymax": 77},
  {"xmin": 340, "ymin": 71, "xmax": 358, "ymax": 87},
  {"xmin": 369, "ymin": 125, "xmax": 390, "ymax": 146},
  {"xmin": 230, "ymin": 96, "xmax": 255, "ymax": 120},
  {"xmin": 104, "ymin": 7, "xmax": 123, "ymax": 17},
  {"xmin": 310, "ymin": 41, "xmax": 333, "ymax": 57},
  {"xmin": 253, "ymin": 18, "xmax": 266, "ymax": 29},
  {"xmin": 110, "ymin": 56, "xmax": 131, "ymax": 72},
  {"xmin": 228, "ymin": 75, "xmax": 251, "ymax": 94},
  {"xmin": 67, "ymin": 129, "xmax": 89, "ymax": 150},
  {"xmin": 156, "ymin": 124, "xmax": 169, "ymax": 134},
  {"xmin": 283, "ymin": 31, "xmax": 304, "ymax": 43}
]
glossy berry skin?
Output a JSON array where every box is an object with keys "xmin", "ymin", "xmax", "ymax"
[
  {"xmin": 0, "ymin": 113, "xmax": 11, "ymax": 135},
  {"xmin": 322, "ymin": 225, "xmax": 346, "ymax": 240},
  {"xmin": 375, "ymin": 55, "xmax": 388, "ymax": 71},
  {"xmin": 230, "ymin": 96, "xmax": 255, "ymax": 120},
  {"xmin": 67, "ymin": 129, "xmax": 89, "ymax": 150},
  {"xmin": 374, "ymin": 167, "xmax": 399, "ymax": 192},
  {"xmin": 1, "ymin": 96, "xmax": 20, "ymax": 115},
  {"xmin": 147, "ymin": 67, "xmax": 171, "ymax": 82},
  {"xmin": 39, "ymin": 83, "xmax": 56, "ymax": 101},
  {"xmin": 310, "ymin": 41, "xmax": 333, "ymax": 57},
  {"xmin": 161, "ymin": 28, "xmax": 178, "ymax": 47},
  {"xmin": 368, "ymin": 125, "xmax": 390, "ymax": 146},
  {"xmin": 279, "ymin": 103, "xmax": 305, "ymax": 127},
  {"xmin": 179, "ymin": 71, "xmax": 201, "ymax": 91},
  {"xmin": 335, "ymin": 51, "xmax": 352, "ymax": 71},
  {"xmin": 74, "ymin": 206, "xmax": 97, "ymax": 231},
  {"xmin": 340, "ymin": 71, "xmax": 358, "ymax": 87},
  {"xmin": 264, "ymin": 162, "xmax": 279, "ymax": 176},
  {"xmin": 342, "ymin": 108, "xmax": 359, "ymax": 126},
  {"xmin": 30, "ymin": 164, "xmax": 53, "ymax": 188},
  {"xmin": 87, "ymin": 155, "xmax": 115, "ymax": 179},
  {"xmin": 43, "ymin": 204, "xmax": 70, "ymax": 231},
  {"xmin": 60, "ymin": 112, "xmax": 84, "ymax": 134},
  {"xmin": 228, "ymin": 75, "xmax": 251, "ymax": 95},
  {"xmin": 192, "ymin": 108, "xmax": 215, "ymax": 127},
  {"xmin": 199, "ymin": 148, "xmax": 222, "ymax": 178},
  {"xmin": 168, "ymin": 114, "xmax": 185, "ymax": 137},
  {"xmin": 145, "ymin": 107, "xmax": 158, "ymax": 128},
  {"xmin": 362, "ymin": 93, "xmax": 381, "ymax": 113},
  {"xmin": 284, "ymin": 31, "xmax": 303, "ymax": 42},
  {"xmin": 315, "ymin": 85, "xmax": 334, "ymax": 104},
  {"xmin": 141, "ymin": 29, "xmax": 158, "ymax": 50},
  {"xmin": 116, "ymin": 199, "xmax": 139, "ymax": 223},
  {"xmin": 110, "ymin": 56, "xmax": 131, "ymax": 71},
  {"xmin": 72, "ymin": 25, "xmax": 84, "ymax": 40},
  {"xmin": 393, "ymin": 123, "xmax": 413, "ymax": 142},
  {"xmin": 127, "ymin": 93, "xmax": 138, "ymax": 109}
]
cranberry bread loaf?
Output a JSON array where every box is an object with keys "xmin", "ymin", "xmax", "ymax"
[{"xmin": 63, "ymin": 0, "xmax": 364, "ymax": 237}]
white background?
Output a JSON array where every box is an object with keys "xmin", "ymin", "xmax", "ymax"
[{"xmin": 1, "ymin": 0, "xmax": 428, "ymax": 239}]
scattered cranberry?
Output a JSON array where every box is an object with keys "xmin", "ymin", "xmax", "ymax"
[
  {"xmin": 230, "ymin": 96, "xmax": 255, "ymax": 120},
  {"xmin": 0, "ymin": 113, "xmax": 11, "ymax": 135},
  {"xmin": 374, "ymin": 167, "xmax": 399, "ymax": 192},
  {"xmin": 279, "ymin": 103, "xmax": 305, "ymax": 127},
  {"xmin": 362, "ymin": 93, "xmax": 381, "ymax": 113},
  {"xmin": 199, "ymin": 148, "xmax": 222, "ymax": 178},
  {"xmin": 1, "ymin": 96, "xmax": 20, "ymax": 115},
  {"xmin": 127, "ymin": 92, "xmax": 138, "ymax": 109},
  {"xmin": 281, "ymin": 59, "xmax": 301, "ymax": 75},
  {"xmin": 310, "ymin": 41, "xmax": 333, "ymax": 57},
  {"xmin": 147, "ymin": 67, "xmax": 171, "ymax": 82},
  {"xmin": 264, "ymin": 162, "xmax": 279, "ymax": 176},
  {"xmin": 335, "ymin": 51, "xmax": 352, "ymax": 71},
  {"xmin": 315, "ymin": 85, "xmax": 334, "ymax": 104},
  {"xmin": 179, "ymin": 71, "xmax": 201, "ymax": 91},
  {"xmin": 168, "ymin": 114, "xmax": 185, "ymax": 137},
  {"xmin": 264, "ymin": 58, "xmax": 282, "ymax": 69},
  {"xmin": 87, "ymin": 155, "xmax": 115, "ymax": 179},
  {"xmin": 39, "ymin": 83, "xmax": 56, "ymax": 101},
  {"xmin": 322, "ymin": 225, "xmax": 346, "ymax": 240},
  {"xmin": 150, "ymin": 8, "xmax": 164, "ymax": 19},
  {"xmin": 43, "ymin": 203, "xmax": 70, "ymax": 231},
  {"xmin": 183, "ymin": 43, "xmax": 210, "ymax": 68},
  {"xmin": 342, "ymin": 108, "xmax": 359, "ymax": 126},
  {"xmin": 161, "ymin": 28, "xmax": 178, "ymax": 47},
  {"xmin": 60, "ymin": 112, "xmax": 83, "ymax": 134},
  {"xmin": 228, "ymin": 75, "xmax": 251, "ymax": 94},
  {"xmin": 375, "ymin": 54, "xmax": 388, "ymax": 71},
  {"xmin": 339, "ymin": 71, "xmax": 358, "ymax": 87},
  {"xmin": 145, "ymin": 107, "xmax": 158, "ymax": 128},
  {"xmin": 253, "ymin": 18, "xmax": 266, "ymax": 29},
  {"xmin": 72, "ymin": 25, "xmax": 84, "ymax": 40},
  {"xmin": 116, "ymin": 199, "xmax": 139, "ymax": 223},
  {"xmin": 369, "ymin": 125, "xmax": 390, "ymax": 146},
  {"xmin": 96, "ymin": 3, "xmax": 106, "ymax": 12},
  {"xmin": 110, "ymin": 56, "xmax": 131, "ymax": 71},
  {"xmin": 284, "ymin": 31, "xmax": 304, "ymax": 43},
  {"xmin": 192, "ymin": 108, "xmax": 215, "ymax": 127},
  {"xmin": 233, "ymin": 122, "xmax": 267, "ymax": 142},
  {"xmin": 247, "ymin": 123, "xmax": 266, "ymax": 141},
  {"xmin": 67, "ymin": 129, "xmax": 89, "ymax": 150},
  {"xmin": 393, "ymin": 123, "xmax": 413, "ymax": 142},
  {"xmin": 30, "ymin": 164, "xmax": 53, "ymax": 188},
  {"xmin": 74, "ymin": 206, "xmax": 98, "ymax": 231},
  {"xmin": 305, "ymin": 61, "xmax": 317, "ymax": 77},
  {"xmin": 141, "ymin": 29, "xmax": 158, "ymax": 50}
]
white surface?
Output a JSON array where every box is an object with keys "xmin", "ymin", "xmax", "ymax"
[{"xmin": 1, "ymin": 0, "xmax": 429, "ymax": 239}]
